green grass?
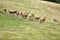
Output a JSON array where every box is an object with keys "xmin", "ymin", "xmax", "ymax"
[{"xmin": 0, "ymin": 0, "xmax": 60, "ymax": 40}]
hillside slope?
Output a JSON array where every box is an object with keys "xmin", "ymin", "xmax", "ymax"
[
  {"xmin": 0, "ymin": 0, "xmax": 60, "ymax": 40},
  {"xmin": 0, "ymin": 0, "xmax": 60, "ymax": 20}
]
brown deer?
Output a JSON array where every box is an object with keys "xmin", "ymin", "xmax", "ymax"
[
  {"xmin": 34, "ymin": 15, "xmax": 40, "ymax": 21},
  {"xmin": 8, "ymin": 9, "xmax": 18, "ymax": 16},
  {"xmin": 8, "ymin": 10, "xmax": 15, "ymax": 16},
  {"xmin": 40, "ymin": 17, "xmax": 46, "ymax": 23},
  {"xmin": 20, "ymin": 12, "xmax": 29, "ymax": 19}
]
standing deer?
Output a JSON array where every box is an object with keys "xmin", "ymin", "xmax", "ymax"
[{"xmin": 8, "ymin": 9, "xmax": 18, "ymax": 16}]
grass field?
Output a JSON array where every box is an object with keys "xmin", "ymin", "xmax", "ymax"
[{"xmin": 0, "ymin": 0, "xmax": 60, "ymax": 40}]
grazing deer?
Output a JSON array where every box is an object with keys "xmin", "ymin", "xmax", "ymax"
[
  {"xmin": 40, "ymin": 17, "xmax": 46, "ymax": 23},
  {"xmin": 34, "ymin": 15, "xmax": 40, "ymax": 21},
  {"xmin": 20, "ymin": 12, "xmax": 29, "ymax": 19},
  {"xmin": 16, "ymin": 11, "xmax": 23, "ymax": 19}
]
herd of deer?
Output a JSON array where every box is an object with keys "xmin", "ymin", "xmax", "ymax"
[{"xmin": 3, "ymin": 8, "xmax": 58, "ymax": 23}]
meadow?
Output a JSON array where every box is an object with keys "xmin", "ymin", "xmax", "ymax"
[{"xmin": 0, "ymin": 0, "xmax": 60, "ymax": 40}]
